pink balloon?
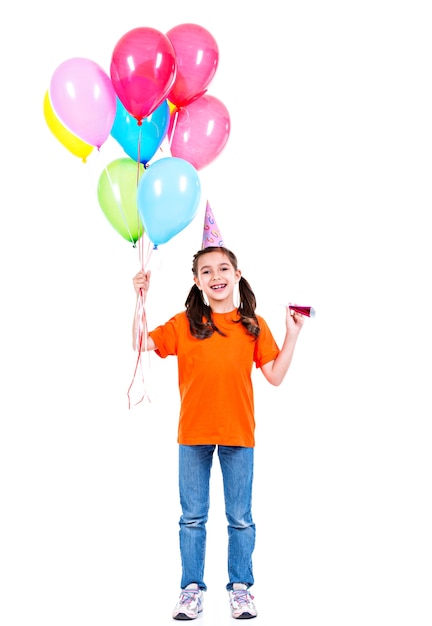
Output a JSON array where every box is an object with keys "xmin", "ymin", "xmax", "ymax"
[
  {"xmin": 166, "ymin": 23, "xmax": 219, "ymax": 108},
  {"xmin": 49, "ymin": 57, "xmax": 116, "ymax": 149},
  {"xmin": 169, "ymin": 95, "xmax": 230, "ymax": 170},
  {"xmin": 110, "ymin": 27, "xmax": 177, "ymax": 123}
]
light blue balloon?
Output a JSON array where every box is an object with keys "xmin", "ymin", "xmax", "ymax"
[
  {"xmin": 137, "ymin": 157, "xmax": 201, "ymax": 247},
  {"xmin": 110, "ymin": 98, "xmax": 170, "ymax": 165}
]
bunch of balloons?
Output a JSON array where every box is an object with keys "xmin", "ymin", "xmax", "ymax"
[{"xmin": 44, "ymin": 24, "xmax": 230, "ymax": 248}]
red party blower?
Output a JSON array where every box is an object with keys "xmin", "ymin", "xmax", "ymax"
[{"xmin": 288, "ymin": 305, "xmax": 316, "ymax": 318}]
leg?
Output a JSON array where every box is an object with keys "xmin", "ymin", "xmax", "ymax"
[
  {"xmin": 178, "ymin": 444, "xmax": 215, "ymax": 591},
  {"xmin": 218, "ymin": 446, "xmax": 256, "ymax": 590}
]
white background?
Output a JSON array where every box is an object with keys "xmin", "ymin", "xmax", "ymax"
[{"xmin": 1, "ymin": 1, "xmax": 431, "ymax": 624}]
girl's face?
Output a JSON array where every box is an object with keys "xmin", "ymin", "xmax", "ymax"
[{"xmin": 194, "ymin": 250, "xmax": 241, "ymax": 311}]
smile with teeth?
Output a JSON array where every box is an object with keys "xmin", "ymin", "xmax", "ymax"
[{"xmin": 211, "ymin": 284, "xmax": 226, "ymax": 290}]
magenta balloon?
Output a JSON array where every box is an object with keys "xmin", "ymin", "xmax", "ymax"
[
  {"xmin": 166, "ymin": 23, "xmax": 219, "ymax": 107},
  {"xmin": 110, "ymin": 27, "xmax": 177, "ymax": 123},
  {"xmin": 49, "ymin": 57, "xmax": 116, "ymax": 149},
  {"xmin": 169, "ymin": 95, "xmax": 230, "ymax": 170}
]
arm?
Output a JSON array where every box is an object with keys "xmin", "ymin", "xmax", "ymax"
[
  {"xmin": 132, "ymin": 270, "xmax": 156, "ymax": 352},
  {"xmin": 260, "ymin": 307, "xmax": 306, "ymax": 386}
]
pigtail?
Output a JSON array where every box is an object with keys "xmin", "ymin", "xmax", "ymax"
[
  {"xmin": 185, "ymin": 284, "xmax": 225, "ymax": 339},
  {"xmin": 237, "ymin": 276, "xmax": 260, "ymax": 339}
]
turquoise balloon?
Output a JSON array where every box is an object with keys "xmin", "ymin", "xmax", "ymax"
[
  {"xmin": 111, "ymin": 98, "xmax": 170, "ymax": 165},
  {"xmin": 137, "ymin": 157, "xmax": 201, "ymax": 247}
]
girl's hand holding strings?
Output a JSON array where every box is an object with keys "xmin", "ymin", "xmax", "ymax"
[{"xmin": 133, "ymin": 270, "xmax": 151, "ymax": 296}]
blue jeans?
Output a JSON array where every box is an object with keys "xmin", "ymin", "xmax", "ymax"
[{"xmin": 178, "ymin": 444, "xmax": 255, "ymax": 591}]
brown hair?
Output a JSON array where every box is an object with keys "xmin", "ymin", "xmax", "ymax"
[{"xmin": 185, "ymin": 247, "xmax": 260, "ymax": 340}]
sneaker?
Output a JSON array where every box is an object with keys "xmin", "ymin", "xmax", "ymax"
[
  {"xmin": 228, "ymin": 583, "xmax": 257, "ymax": 619},
  {"xmin": 172, "ymin": 583, "xmax": 203, "ymax": 620}
]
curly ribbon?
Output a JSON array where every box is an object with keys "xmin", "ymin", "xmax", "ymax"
[{"xmin": 127, "ymin": 233, "xmax": 154, "ymax": 408}]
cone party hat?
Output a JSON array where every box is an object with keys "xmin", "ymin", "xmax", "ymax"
[{"xmin": 202, "ymin": 200, "xmax": 224, "ymax": 248}]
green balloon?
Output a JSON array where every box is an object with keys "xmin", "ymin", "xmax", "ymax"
[{"xmin": 97, "ymin": 158, "xmax": 145, "ymax": 243}]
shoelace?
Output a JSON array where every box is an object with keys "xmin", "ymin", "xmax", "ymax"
[
  {"xmin": 232, "ymin": 589, "xmax": 254, "ymax": 606},
  {"xmin": 178, "ymin": 589, "xmax": 200, "ymax": 607}
]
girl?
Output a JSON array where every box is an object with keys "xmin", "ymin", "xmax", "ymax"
[{"xmin": 132, "ymin": 246, "xmax": 305, "ymax": 620}]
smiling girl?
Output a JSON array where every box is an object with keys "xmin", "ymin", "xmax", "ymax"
[{"xmin": 132, "ymin": 246, "xmax": 306, "ymax": 620}]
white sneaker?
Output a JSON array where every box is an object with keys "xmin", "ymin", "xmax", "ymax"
[
  {"xmin": 172, "ymin": 583, "xmax": 204, "ymax": 620},
  {"xmin": 228, "ymin": 583, "xmax": 257, "ymax": 619}
]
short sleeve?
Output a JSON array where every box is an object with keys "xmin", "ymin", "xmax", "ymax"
[
  {"xmin": 149, "ymin": 313, "xmax": 185, "ymax": 358},
  {"xmin": 253, "ymin": 316, "xmax": 280, "ymax": 368}
]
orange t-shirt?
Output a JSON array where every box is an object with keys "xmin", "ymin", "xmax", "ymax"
[{"xmin": 149, "ymin": 310, "xmax": 280, "ymax": 447}]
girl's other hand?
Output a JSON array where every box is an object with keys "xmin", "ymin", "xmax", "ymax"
[{"xmin": 286, "ymin": 304, "xmax": 306, "ymax": 334}]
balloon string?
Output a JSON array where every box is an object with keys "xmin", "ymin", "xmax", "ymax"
[
  {"xmin": 168, "ymin": 108, "xmax": 180, "ymax": 150},
  {"xmin": 127, "ymin": 289, "xmax": 152, "ymax": 408},
  {"xmin": 138, "ymin": 232, "xmax": 153, "ymax": 270},
  {"xmin": 127, "ymin": 232, "xmax": 154, "ymax": 408},
  {"xmin": 137, "ymin": 125, "xmax": 142, "ymax": 179}
]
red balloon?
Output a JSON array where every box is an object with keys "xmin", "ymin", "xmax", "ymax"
[
  {"xmin": 169, "ymin": 95, "xmax": 230, "ymax": 170},
  {"xmin": 110, "ymin": 27, "xmax": 177, "ymax": 123},
  {"xmin": 166, "ymin": 23, "xmax": 219, "ymax": 108}
]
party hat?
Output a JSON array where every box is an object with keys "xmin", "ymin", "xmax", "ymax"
[{"xmin": 202, "ymin": 200, "xmax": 224, "ymax": 248}]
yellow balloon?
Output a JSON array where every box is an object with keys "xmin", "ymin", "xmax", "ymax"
[
  {"xmin": 167, "ymin": 99, "xmax": 178, "ymax": 115},
  {"xmin": 43, "ymin": 91, "xmax": 94, "ymax": 162}
]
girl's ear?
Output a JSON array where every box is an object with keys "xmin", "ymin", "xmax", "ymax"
[
  {"xmin": 193, "ymin": 276, "xmax": 201, "ymax": 288},
  {"xmin": 235, "ymin": 269, "xmax": 242, "ymax": 282}
]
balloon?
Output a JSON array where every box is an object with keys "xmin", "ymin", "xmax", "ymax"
[
  {"xmin": 137, "ymin": 157, "xmax": 201, "ymax": 246},
  {"xmin": 43, "ymin": 91, "xmax": 93, "ymax": 162},
  {"xmin": 166, "ymin": 24, "xmax": 219, "ymax": 107},
  {"xmin": 169, "ymin": 95, "xmax": 230, "ymax": 170},
  {"xmin": 110, "ymin": 98, "xmax": 170, "ymax": 165},
  {"xmin": 110, "ymin": 27, "xmax": 177, "ymax": 123},
  {"xmin": 49, "ymin": 57, "xmax": 117, "ymax": 149},
  {"xmin": 97, "ymin": 158, "xmax": 145, "ymax": 243}
]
